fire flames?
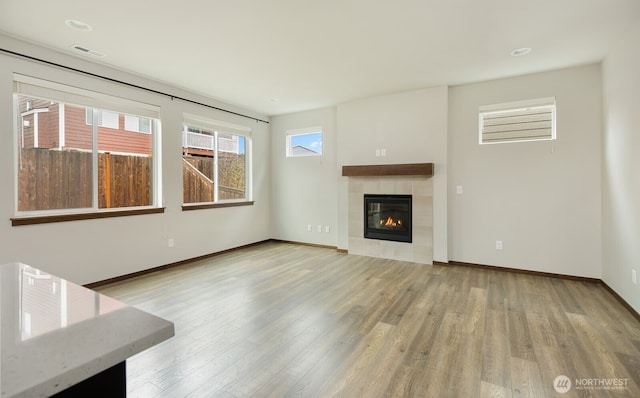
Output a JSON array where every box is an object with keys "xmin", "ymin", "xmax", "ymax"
[{"xmin": 380, "ymin": 216, "xmax": 403, "ymax": 228}]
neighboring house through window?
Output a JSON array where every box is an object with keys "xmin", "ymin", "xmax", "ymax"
[{"xmin": 14, "ymin": 74, "xmax": 161, "ymax": 214}]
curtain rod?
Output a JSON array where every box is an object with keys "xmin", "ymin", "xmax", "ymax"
[{"xmin": 0, "ymin": 48, "xmax": 269, "ymax": 124}]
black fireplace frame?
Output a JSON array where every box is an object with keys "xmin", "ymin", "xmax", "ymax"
[{"xmin": 364, "ymin": 194, "xmax": 412, "ymax": 243}]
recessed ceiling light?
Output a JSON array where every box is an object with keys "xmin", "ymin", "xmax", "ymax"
[
  {"xmin": 511, "ymin": 47, "xmax": 532, "ymax": 57},
  {"xmin": 65, "ymin": 19, "xmax": 92, "ymax": 32}
]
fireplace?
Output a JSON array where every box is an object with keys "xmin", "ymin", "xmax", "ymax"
[{"xmin": 364, "ymin": 194, "xmax": 412, "ymax": 243}]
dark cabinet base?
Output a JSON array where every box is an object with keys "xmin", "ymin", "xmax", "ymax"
[{"xmin": 51, "ymin": 361, "xmax": 126, "ymax": 398}]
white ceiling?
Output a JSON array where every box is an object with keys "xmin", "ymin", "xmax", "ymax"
[{"xmin": 1, "ymin": 0, "xmax": 639, "ymax": 116}]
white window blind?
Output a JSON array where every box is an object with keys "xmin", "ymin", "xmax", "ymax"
[
  {"xmin": 14, "ymin": 74, "xmax": 160, "ymax": 118},
  {"xmin": 183, "ymin": 113, "xmax": 252, "ymax": 137},
  {"xmin": 479, "ymin": 97, "xmax": 556, "ymax": 144}
]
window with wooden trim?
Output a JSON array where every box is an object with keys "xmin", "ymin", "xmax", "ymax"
[
  {"xmin": 13, "ymin": 74, "xmax": 161, "ymax": 215},
  {"xmin": 479, "ymin": 97, "xmax": 556, "ymax": 144},
  {"xmin": 182, "ymin": 115, "xmax": 251, "ymax": 204}
]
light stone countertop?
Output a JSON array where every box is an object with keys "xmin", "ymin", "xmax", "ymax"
[{"xmin": 1, "ymin": 263, "xmax": 174, "ymax": 397}]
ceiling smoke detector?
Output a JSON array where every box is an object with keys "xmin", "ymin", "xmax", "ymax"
[{"xmin": 65, "ymin": 19, "xmax": 92, "ymax": 31}]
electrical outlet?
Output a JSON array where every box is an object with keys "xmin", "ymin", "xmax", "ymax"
[
  {"xmin": 167, "ymin": 238, "xmax": 174, "ymax": 248},
  {"xmin": 496, "ymin": 240, "xmax": 503, "ymax": 250},
  {"xmin": 456, "ymin": 185, "xmax": 463, "ymax": 194},
  {"xmin": 317, "ymin": 225, "xmax": 322, "ymax": 232},
  {"xmin": 633, "ymin": 269, "xmax": 637, "ymax": 285},
  {"xmin": 381, "ymin": 148, "xmax": 387, "ymax": 156},
  {"xmin": 325, "ymin": 225, "xmax": 330, "ymax": 233},
  {"xmin": 307, "ymin": 224, "xmax": 312, "ymax": 232},
  {"xmin": 375, "ymin": 149, "xmax": 381, "ymax": 157}
]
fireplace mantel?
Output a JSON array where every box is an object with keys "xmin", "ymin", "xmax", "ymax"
[{"xmin": 342, "ymin": 163, "xmax": 433, "ymax": 177}]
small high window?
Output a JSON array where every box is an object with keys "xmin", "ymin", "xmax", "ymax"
[
  {"xmin": 479, "ymin": 97, "xmax": 556, "ymax": 144},
  {"xmin": 286, "ymin": 127, "xmax": 322, "ymax": 157}
]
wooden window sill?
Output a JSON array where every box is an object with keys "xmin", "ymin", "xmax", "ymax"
[
  {"xmin": 182, "ymin": 201, "xmax": 254, "ymax": 211},
  {"xmin": 11, "ymin": 207, "xmax": 165, "ymax": 226}
]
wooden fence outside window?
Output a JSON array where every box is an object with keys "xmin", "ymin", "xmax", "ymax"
[{"xmin": 17, "ymin": 148, "xmax": 151, "ymax": 211}]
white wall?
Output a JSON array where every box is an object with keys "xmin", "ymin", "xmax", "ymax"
[
  {"xmin": 448, "ymin": 64, "xmax": 602, "ymax": 278},
  {"xmin": 602, "ymin": 19, "xmax": 640, "ymax": 312},
  {"xmin": 0, "ymin": 35, "xmax": 271, "ymax": 285},
  {"xmin": 270, "ymin": 107, "xmax": 337, "ymax": 246},
  {"xmin": 3, "ymin": 28, "xmax": 631, "ymax": 302},
  {"xmin": 336, "ymin": 87, "xmax": 449, "ymax": 262}
]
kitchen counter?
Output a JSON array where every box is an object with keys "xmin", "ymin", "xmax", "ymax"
[{"xmin": 1, "ymin": 263, "xmax": 174, "ymax": 397}]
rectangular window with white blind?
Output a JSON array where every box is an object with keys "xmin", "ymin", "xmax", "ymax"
[
  {"xmin": 479, "ymin": 97, "xmax": 556, "ymax": 144},
  {"xmin": 13, "ymin": 74, "xmax": 162, "ymax": 216}
]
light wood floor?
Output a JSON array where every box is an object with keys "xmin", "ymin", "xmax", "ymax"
[{"xmin": 96, "ymin": 242, "xmax": 640, "ymax": 397}]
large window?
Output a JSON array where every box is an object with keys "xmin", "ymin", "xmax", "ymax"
[
  {"xmin": 14, "ymin": 74, "xmax": 161, "ymax": 215},
  {"xmin": 182, "ymin": 116, "xmax": 251, "ymax": 205}
]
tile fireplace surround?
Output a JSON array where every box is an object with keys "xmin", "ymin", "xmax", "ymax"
[{"xmin": 343, "ymin": 164, "xmax": 433, "ymax": 264}]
